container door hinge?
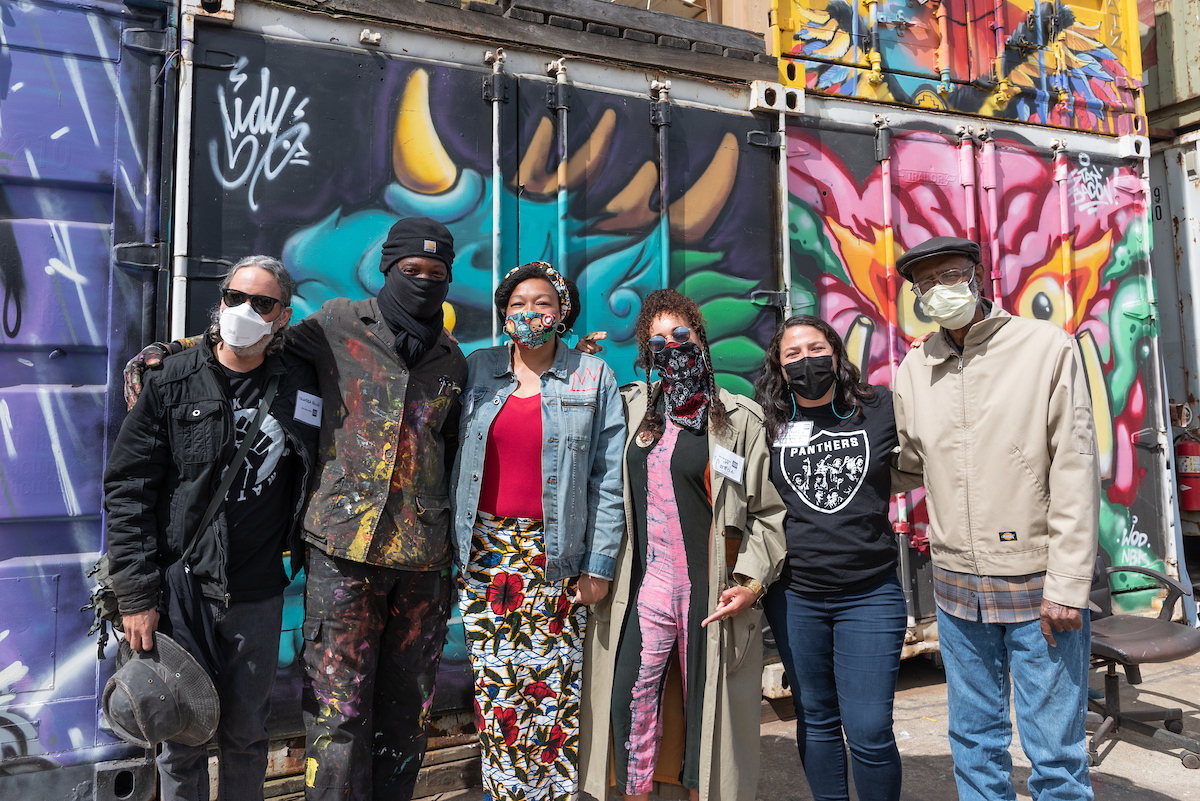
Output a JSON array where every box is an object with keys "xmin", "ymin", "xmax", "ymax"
[
  {"xmin": 750, "ymin": 289, "xmax": 788, "ymax": 308},
  {"xmin": 122, "ymin": 27, "xmax": 172, "ymax": 55},
  {"xmin": 747, "ymin": 130, "xmax": 782, "ymax": 148},
  {"xmin": 651, "ymin": 100, "xmax": 671, "ymax": 127},
  {"xmin": 546, "ymin": 83, "xmax": 570, "ymax": 112},
  {"xmin": 483, "ymin": 73, "xmax": 509, "ymax": 103},
  {"xmin": 113, "ymin": 242, "xmax": 167, "ymax": 271}
]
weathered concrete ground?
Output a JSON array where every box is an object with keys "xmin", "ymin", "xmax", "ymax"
[{"xmin": 421, "ymin": 651, "xmax": 1200, "ymax": 800}]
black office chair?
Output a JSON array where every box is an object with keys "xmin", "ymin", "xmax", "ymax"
[{"xmin": 1088, "ymin": 558, "xmax": 1200, "ymax": 769}]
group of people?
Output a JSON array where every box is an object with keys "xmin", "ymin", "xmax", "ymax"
[{"xmin": 104, "ymin": 217, "xmax": 1101, "ymax": 801}]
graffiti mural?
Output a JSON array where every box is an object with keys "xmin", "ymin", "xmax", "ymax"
[
  {"xmin": 184, "ymin": 28, "xmax": 780, "ymax": 721},
  {"xmin": 0, "ymin": 0, "xmax": 164, "ymax": 783},
  {"xmin": 786, "ymin": 118, "xmax": 1166, "ymax": 611},
  {"xmin": 188, "ymin": 30, "xmax": 779, "ymax": 395},
  {"xmin": 774, "ymin": 0, "xmax": 1145, "ymax": 136}
]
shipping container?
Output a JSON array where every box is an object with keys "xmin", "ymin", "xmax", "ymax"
[
  {"xmin": 0, "ymin": 0, "xmax": 1181, "ymax": 798},
  {"xmin": 1139, "ymin": 0, "xmax": 1200, "ymax": 614}
]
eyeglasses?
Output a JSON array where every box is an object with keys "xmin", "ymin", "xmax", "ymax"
[
  {"xmin": 648, "ymin": 326, "xmax": 692, "ymax": 353},
  {"xmin": 222, "ymin": 288, "xmax": 282, "ymax": 315},
  {"xmin": 911, "ymin": 267, "xmax": 977, "ymax": 296}
]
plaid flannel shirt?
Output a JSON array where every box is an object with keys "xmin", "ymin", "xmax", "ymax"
[{"xmin": 932, "ymin": 566, "xmax": 1044, "ymax": 623}]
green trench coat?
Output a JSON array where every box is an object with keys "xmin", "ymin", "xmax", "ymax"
[{"xmin": 579, "ymin": 382, "xmax": 788, "ymax": 801}]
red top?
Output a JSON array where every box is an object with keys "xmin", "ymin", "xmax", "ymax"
[{"xmin": 477, "ymin": 393, "xmax": 544, "ymax": 519}]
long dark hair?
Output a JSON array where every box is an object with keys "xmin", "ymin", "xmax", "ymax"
[
  {"xmin": 632, "ymin": 289, "xmax": 728, "ymax": 444},
  {"xmin": 753, "ymin": 315, "xmax": 877, "ymax": 443}
]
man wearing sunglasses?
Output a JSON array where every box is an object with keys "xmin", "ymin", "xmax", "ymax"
[
  {"xmin": 104, "ymin": 255, "xmax": 321, "ymax": 801},
  {"xmin": 890, "ymin": 236, "xmax": 1100, "ymax": 801},
  {"xmin": 122, "ymin": 217, "xmax": 468, "ymax": 801}
]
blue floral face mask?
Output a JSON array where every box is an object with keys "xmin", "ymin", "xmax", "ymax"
[{"xmin": 505, "ymin": 310, "xmax": 557, "ymax": 350}]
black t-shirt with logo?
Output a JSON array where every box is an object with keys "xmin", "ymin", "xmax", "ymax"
[
  {"xmin": 768, "ymin": 387, "xmax": 899, "ymax": 594},
  {"xmin": 219, "ymin": 362, "xmax": 293, "ymax": 603}
]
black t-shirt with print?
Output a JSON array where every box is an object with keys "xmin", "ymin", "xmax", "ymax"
[
  {"xmin": 768, "ymin": 387, "xmax": 899, "ymax": 594},
  {"xmin": 219, "ymin": 362, "xmax": 293, "ymax": 602}
]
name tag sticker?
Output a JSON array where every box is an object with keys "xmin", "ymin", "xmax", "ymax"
[
  {"xmin": 712, "ymin": 444, "xmax": 745, "ymax": 484},
  {"xmin": 295, "ymin": 391, "xmax": 322, "ymax": 427},
  {"xmin": 776, "ymin": 421, "xmax": 813, "ymax": 449}
]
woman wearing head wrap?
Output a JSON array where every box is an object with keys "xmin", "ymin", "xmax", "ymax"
[
  {"xmin": 451, "ymin": 262, "xmax": 626, "ymax": 801},
  {"xmin": 579, "ymin": 289, "xmax": 787, "ymax": 801}
]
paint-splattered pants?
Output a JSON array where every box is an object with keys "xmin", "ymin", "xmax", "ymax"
[
  {"xmin": 301, "ymin": 547, "xmax": 452, "ymax": 801},
  {"xmin": 460, "ymin": 513, "xmax": 585, "ymax": 801}
]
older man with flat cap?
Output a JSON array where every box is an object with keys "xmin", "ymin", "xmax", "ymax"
[{"xmin": 891, "ymin": 236, "xmax": 1100, "ymax": 801}]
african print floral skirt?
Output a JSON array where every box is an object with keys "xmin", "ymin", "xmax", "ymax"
[{"xmin": 461, "ymin": 512, "xmax": 586, "ymax": 801}]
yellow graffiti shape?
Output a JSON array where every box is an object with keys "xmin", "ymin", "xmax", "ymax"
[
  {"xmin": 393, "ymin": 69, "xmax": 458, "ymax": 194},
  {"xmin": 1077, "ymin": 329, "xmax": 1115, "ymax": 480},
  {"xmin": 669, "ymin": 132, "xmax": 739, "ymax": 240},
  {"xmin": 515, "ymin": 109, "xmax": 617, "ymax": 196},
  {"xmin": 1014, "ymin": 230, "xmax": 1111, "ymax": 332},
  {"xmin": 825, "ymin": 218, "xmax": 897, "ymax": 323},
  {"xmin": 597, "ymin": 160, "xmax": 659, "ymax": 232}
]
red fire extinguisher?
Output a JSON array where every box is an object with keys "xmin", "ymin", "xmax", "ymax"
[{"xmin": 1178, "ymin": 435, "xmax": 1200, "ymax": 511}]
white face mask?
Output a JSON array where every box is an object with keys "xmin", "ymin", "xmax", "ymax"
[
  {"xmin": 919, "ymin": 280, "xmax": 979, "ymax": 330},
  {"xmin": 219, "ymin": 302, "xmax": 275, "ymax": 348}
]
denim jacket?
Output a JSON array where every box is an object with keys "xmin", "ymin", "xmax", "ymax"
[{"xmin": 451, "ymin": 342, "xmax": 626, "ymax": 582}]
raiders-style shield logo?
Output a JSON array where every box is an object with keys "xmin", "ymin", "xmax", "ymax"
[{"xmin": 778, "ymin": 429, "xmax": 870, "ymax": 514}]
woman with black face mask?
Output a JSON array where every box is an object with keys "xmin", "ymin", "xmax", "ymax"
[
  {"xmin": 579, "ymin": 289, "xmax": 786, "ymax": 801},
  {"xmin": 751, "ymin": 315, "xmax": 921, "ymax": 801}
]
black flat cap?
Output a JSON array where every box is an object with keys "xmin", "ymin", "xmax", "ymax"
[{"xmin": 895, "ymin": 236, "xmax": 981, "ymax": 281}]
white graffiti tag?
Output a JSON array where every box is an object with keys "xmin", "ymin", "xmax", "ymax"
[
  {"xmin": 1070, "ymin": 153, "xmax": 1115, "ymax": 215},
  {"xmin": 209, "ymin": 56, "xmax": 311, "ymax": 212}
]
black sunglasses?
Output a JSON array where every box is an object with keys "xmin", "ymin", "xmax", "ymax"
[
  {"xmin": 222, "ymin": 288, "xmax": 282, "ymax": 315},
  {"xmin": 648, "ymin": 326, "xmax": 692, "ymax": 353}
]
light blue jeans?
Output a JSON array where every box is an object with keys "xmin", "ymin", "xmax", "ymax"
[{"xmin": 937, "ymin": 606, "xmax": 1093, "ymax": 801}]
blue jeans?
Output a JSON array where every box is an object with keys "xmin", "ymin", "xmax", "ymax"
[
  {"xmin": 158, "ymin": 593, "xmax": 283, "ymax": 801},
  {"xmin": 764, "ymin": 574, "xmax": 906, "ymax": 801},
  {"xmin": 936, "ymin": 606, "xmax": 1092, "ymax": 801}
]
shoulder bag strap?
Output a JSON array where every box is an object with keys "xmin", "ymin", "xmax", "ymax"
[{"xmin": 180, "ymin": 372, "xmax": 281, "ymax": 568}]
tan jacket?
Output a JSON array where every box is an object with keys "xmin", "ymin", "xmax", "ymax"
[
  {"xmin": 579, "ymin": 383, "xmax": 787, "ymax": 801},
  {"xmin": 892, "ymin": 304, "xmax": 1100, "ymax": 608}
]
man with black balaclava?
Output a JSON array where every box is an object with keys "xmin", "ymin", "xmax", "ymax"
[
  {"xmin": 288, "ymin": 217, "xmax": 467, "ymax": 801},
  {"xmin": 121, "ymin": 217, "xmax": 467, "ymax": 801}
]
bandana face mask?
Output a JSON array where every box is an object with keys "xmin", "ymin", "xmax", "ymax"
[
  {"xmin": 653, "ymin": 342, "xmax": 710, "ymax": 432},
  {"xmin": 505, "ymin": 310, "xmax": 557, "ymax": 350}
]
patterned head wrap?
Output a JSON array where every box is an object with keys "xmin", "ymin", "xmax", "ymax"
[{"xmin": 503, "ymin": 261, "xmax": 571, "ymax": 321}]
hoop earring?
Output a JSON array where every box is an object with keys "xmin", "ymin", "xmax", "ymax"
[
  {"xmin": 555, "ymin": 321, "xmax": 567, "ymax": 334},
  {"xmin": 831, "ymin": 381, "xmax": 854, "ymax": 420},
  {"xmin": 789, "ymin": 392, "xmax": 798, "ymax": 422}
]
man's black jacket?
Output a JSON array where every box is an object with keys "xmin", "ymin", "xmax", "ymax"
[{"xmin": 103, "ymin": 337, "xmax": 320, "ymax": 615}]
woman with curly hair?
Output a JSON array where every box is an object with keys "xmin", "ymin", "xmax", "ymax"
[
  {"xmin": 451, "ymin": 262, "xmax": 626, "ymax": 801},
  {"xmin": 579, "ymin": 289, "xmax": 786, "ymax": 801},
  {"xmin": 752, "ymin": 314, "xmax": 920, "ymax": 801}
]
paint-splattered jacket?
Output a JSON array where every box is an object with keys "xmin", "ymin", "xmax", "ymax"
[
  {"xmin": 451, "ymin": 342, "xmax": 626, "ymax": 581},
  {"xmin": 289, "ymin": 297, "xmax": 467, "ymax": 570}
]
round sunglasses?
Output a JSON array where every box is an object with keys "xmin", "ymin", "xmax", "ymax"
[
  {"xmin": 647, "ymin": 326, "xmax": 692, "ymax": 353},
  {"xmin": 222, "ymin": 288, "xmax": 282, "ymax": 315}
]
